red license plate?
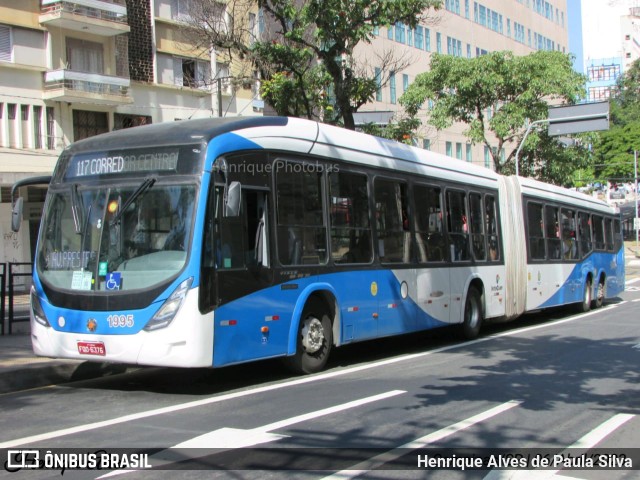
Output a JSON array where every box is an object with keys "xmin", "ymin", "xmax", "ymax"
[{"xmin": 77, "ymin": 341, "xmax": 106, "ymax": 356}]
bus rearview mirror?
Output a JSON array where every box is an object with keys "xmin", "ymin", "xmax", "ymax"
[
  {"xmin": 225, "ymin": 181, "xmax": 241, "ymax": 217},
  {"xmin": 11, "ymin": 197, "xmax": 23, "ymax": 232}
]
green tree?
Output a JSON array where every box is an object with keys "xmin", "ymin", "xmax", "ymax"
[
  {"xmin": 400, "ymin": 50, "xmax": 587, "ymax": 178},
  {"xmin": 258, "ymin": 0, "xmax": 442, "ymax": 128},
  {"xmin": 591, "ymin": 59, "xmax": 640, "ymax": 185},
  {"xmin": 182, "ymin": 0, "xmax": 442, "ymax": 128}
]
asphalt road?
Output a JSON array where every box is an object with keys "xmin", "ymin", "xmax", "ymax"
[{"xmin": 1, "ymin": 286, "xmax": 640, "ymax": 480}]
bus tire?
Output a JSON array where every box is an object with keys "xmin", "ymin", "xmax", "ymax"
[
  {"xmin": 461, "ymin": 286, "xmax": 482, "ymax": 340},
  {"xmin": 578, "ymin": 279, "xmax": 592, "ymax": 312},
  {"xmin": 284, "ymin": 298, "xmax": 333, "ymax": 374},
  {"xmin": 592, "ymin": 277, "xmax": 605, "ymax": 309}
]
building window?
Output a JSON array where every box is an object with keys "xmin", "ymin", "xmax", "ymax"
[
  {"xmin": 466, "ymin": 143, "xmax": 472, "ymax": 162},
  {"xmin": 587, "ymin": 65, "xmax": 620, "ymax": 82},
  {"xmin": 403, "ymin": 74, "xmax": 409, "ymax": 93},
  {"xmin": 114, "ymin": 113, "xmax": 152, "ymax": 130},
  {"xmin": 0, "ymin": 24, "xmax": 12, "ymax": 62},
  {"xmin": 33, "ymin": 105, "xmax": 43, "ymax": 149},
  {"xmin": 46, "ymin": 107, "xmax": 55, "ymax": 150},
  {"xmin": 375, "ymin": 67, "xmax": 382, "ymax": 102},
  {"xmin": 73, "ymin": 110, "xmax": 108, "ymax": 142},
  {"xmin": 425, "ymin": 28, "xmax": 431, "ymax": 51},
  {"xmin": 436, "ymin": 32, "xmax": 442, "ymax": 53},
  {"xmin": 390, "ymin": 71, "xmax": 396, "ymax": 104},
  {"xmin": 456, "ymin": 142, "xmax": 463, "ymax": 160},
  {"xmin": 8, "ymin": 103, "xmax": 16, "ymax": 148},
  {"xmin": 484, "ymin": 146, "xmax": 491, "ymax": 168},
  {"xmin": 446, "ymin": 141, "xmax": 452, "ymax": 157},
  {"xmin": 176, "ymin": 57, "xmax": 211, "ymax": 88},
  {"xmin": 423, "ymin": 139, "xmax": 430, "ymax": 150},
  {"xmin": 415, "ymin": 26, "xmax": 424, "ymax": 49},
  {"xmin": 588, "ymin": 86, "xmax": 612, "ymax": 102},
  {"xmin": 66, "ymin": 38, "xmax": 104, "ymax": 74}
]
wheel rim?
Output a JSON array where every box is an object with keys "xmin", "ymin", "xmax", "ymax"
[
  {"xmin": 301, "ymin": 316, "xmax": 324, "ymax": 354},
  {"xmin": 597, "ymin": 282, "xmax": 605, "ymax": 303},
  {"xmin": 584, "ymin": 282, "xmax": 592, "ymax": 305},
  {"xmin": 466, "ymin": 297, "xmax": 479, "ymax": 328}
]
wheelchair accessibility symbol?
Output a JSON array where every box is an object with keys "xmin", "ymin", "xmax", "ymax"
[{"xmin": 106, "ymin": 272, "xmax": 122, "ymax": 290}]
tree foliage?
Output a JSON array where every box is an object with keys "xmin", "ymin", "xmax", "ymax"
[
  {"xmin": 591, "ymin": 59, "xmax": 640, "ymax": 185},
  {"xmin": 182, "ymin": 0, "xmax": 441, "ymax": 128},
  {"xmin": 400, "ymin": 50, "xmax": 587, "ymax": 180}
]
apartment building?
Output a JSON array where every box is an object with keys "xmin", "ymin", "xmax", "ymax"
[
  {"xmin": 0, "ymin": 0, "xmax": 260, "ymax": 265},
  {"xmin": 621, "ymin": 6, "xmax": 640, "ymax": 71},
  {"xmin": 356, "ymin": 0, "xmax": 570, "ymax": 167}
]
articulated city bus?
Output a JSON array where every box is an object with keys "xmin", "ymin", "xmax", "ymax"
[{"xmin": 13, "ymin": 117, "xmax": 625, "ymax": 373}]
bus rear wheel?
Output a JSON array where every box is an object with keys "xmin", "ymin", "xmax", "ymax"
[
  {"xmin": 284, "ymin": 298, "xmax": 333, "ymax": 374},
  {"xmin": 592, "ymin": 278, "xmax": 605, "ymax": 309},
  {"xmin": 461, "ymin": 286, "xmax": 482, "ymax": 340},
  {"xmin": 578, "ymin": 279, "xmax": 592, "ymax": 312}
]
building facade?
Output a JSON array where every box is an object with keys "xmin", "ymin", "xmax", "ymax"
[
  {"xmin": 621, "ymin": 6, "xmax": 640, "ymax": 70},
  {"xmin": 0, "ymin": 0, "xmax": 261, "ymax": 266},
  {"xmin": 355, "ymin": 0, "xmax": 570, "ymax": 167}
]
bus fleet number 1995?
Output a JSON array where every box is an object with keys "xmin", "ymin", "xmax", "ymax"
[{"xmin": 107, "ymin": 314, "xmax": 134, "ymax": 328}]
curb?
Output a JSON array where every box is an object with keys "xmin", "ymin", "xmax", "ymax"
[{"xmin": 0, "ymin": 361, "xmax": 137, "ymax": 393}]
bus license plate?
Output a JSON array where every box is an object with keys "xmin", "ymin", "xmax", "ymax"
[{"xmin": 77, "ymin": 341, "xmax": 106, "ymax": 356}]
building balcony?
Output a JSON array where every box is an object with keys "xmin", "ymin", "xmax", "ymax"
[
  {"xmin": 40, "ymin": 0, "xmax": 130, "ymax": 37},
  {"xmin": 43, "ymin": 69, "xmax": 133, "ymax": 105}
]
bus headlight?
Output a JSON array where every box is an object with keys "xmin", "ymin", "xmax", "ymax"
[
  {"xmin": 31, "ymin": 286, "xmax": 50, "ymax": 327},
  {"xmin": 144, "ymin": 277, "xmax": 193, "ymax": 331}
]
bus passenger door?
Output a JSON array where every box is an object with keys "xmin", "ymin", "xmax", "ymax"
[{"xmin": 209, "ymin": 188, "xmax": 281, "ymax": 365}]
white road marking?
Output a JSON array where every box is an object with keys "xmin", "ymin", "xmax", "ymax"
[
  {"xmin": 175, "ymin": 389, "xmax": 406, "ymax": 449},
  {"xmin": 96, "ymin": 390, "xmax": 406, "ymax": 478},
  {"xmin": 482, "ymin": 413, "xmax": 635, "ymax": 480},
  {"xmin": 626, "ymin": 277, "xmax": 640, "ymax": 285},
  {"xmin": 0, "ymin": 304, "xmax": 624, "ymax": 448},
  {"xmin": 321, "ymin": 400, "xmax": 521, "ymax": 480}
]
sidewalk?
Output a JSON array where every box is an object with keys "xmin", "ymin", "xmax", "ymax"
[
  {"xmin": 0, "ymin": 332, "xmax": 138, "ymax": 394},
  {"xmin": 0, "ymin": 333, "xmax": 88, "ymax": 393}
]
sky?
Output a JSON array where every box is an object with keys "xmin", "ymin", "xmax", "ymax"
[{"xmin": 580, "ymin": 0, "xmax": 637, "ymax": 61}]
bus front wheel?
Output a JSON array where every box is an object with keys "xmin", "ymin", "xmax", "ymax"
[
  {"xmin": 461, "ymin": 286, "xmax": 482, "ymax": 340},
  {"xmin": 284, "ymin": 298, "xmax": 333, "ymax": 374}
]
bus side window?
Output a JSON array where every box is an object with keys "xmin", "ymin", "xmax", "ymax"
[
  {"xmin": 527, "ymin": 202, "xmax": 545, "ymax": 260},
  {"xmin": 446, "ymin": 190, "xmax": 470, "ymax": 262},
  {"xmin": 469, "ymin": 192, "xmax": 486, "ymax": 261},
  {"xmin": 592, "ymin": 215, "xmax": 605, "ymax": 250},
  {"xmin": 413, "ymin": 184, "xmax": 445, "ymax": 262},
  {"xmin": 374, "ymin": 178, "xmax": 411, "ymax": 264},
  {"xmin": 329, "ymin": 171, "xmax": 372, "ymax": 264},
  {"xmin": 276, "ymin": 162, "xmax": 327, "ymax": 265},
  {"xmin": 485, "ymin": 194, "xmax": 500, "ymax": 262},
  {"xmin": 544, "ymin": 205, "xmax": 560, "ymax": 260},
  {"xmin": 604, "ymin": 217, "xmax": 614, "ymax": 251},
  {"xmin": 577, "ymin": 212, "xmax": 592, "ymax": 258},
  {"xmin": 561, "ymin": 208, "xmax": 578, "ymax": 260}
]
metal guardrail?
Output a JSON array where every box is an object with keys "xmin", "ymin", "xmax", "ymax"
[{"xmin": 1, "ymin": 262, "xmax": 33, "ymax": 335}]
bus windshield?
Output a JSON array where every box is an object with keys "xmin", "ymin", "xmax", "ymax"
[{"xmin": 37, "ymin": 182, "xmax": 196, "ymax": 292}]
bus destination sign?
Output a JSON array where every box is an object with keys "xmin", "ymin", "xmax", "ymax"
[{"xmin": 66, "ymin": 148, "xmax": 179, "ymax": 179}]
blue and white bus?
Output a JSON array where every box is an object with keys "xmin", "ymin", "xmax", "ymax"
[{"xmin": 13, "ymin": 117, "xmax": 625, "ymax": 374}]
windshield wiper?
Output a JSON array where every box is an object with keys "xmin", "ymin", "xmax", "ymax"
[
  {"xmin": 70, "ymin": 184, "xmax": 83, "ymax": 234},
  {"xmin": 110, "ymin": 177, "xmax": 156, "ymax": 226}
]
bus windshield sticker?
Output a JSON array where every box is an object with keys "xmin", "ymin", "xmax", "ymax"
[
  {"xmin": 71, "ymin": 271, "xmax": 93, "ymax": 290},
  {"xmin": 66, "ymin": 148, "xmax": 179, "ymax": 179}
]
